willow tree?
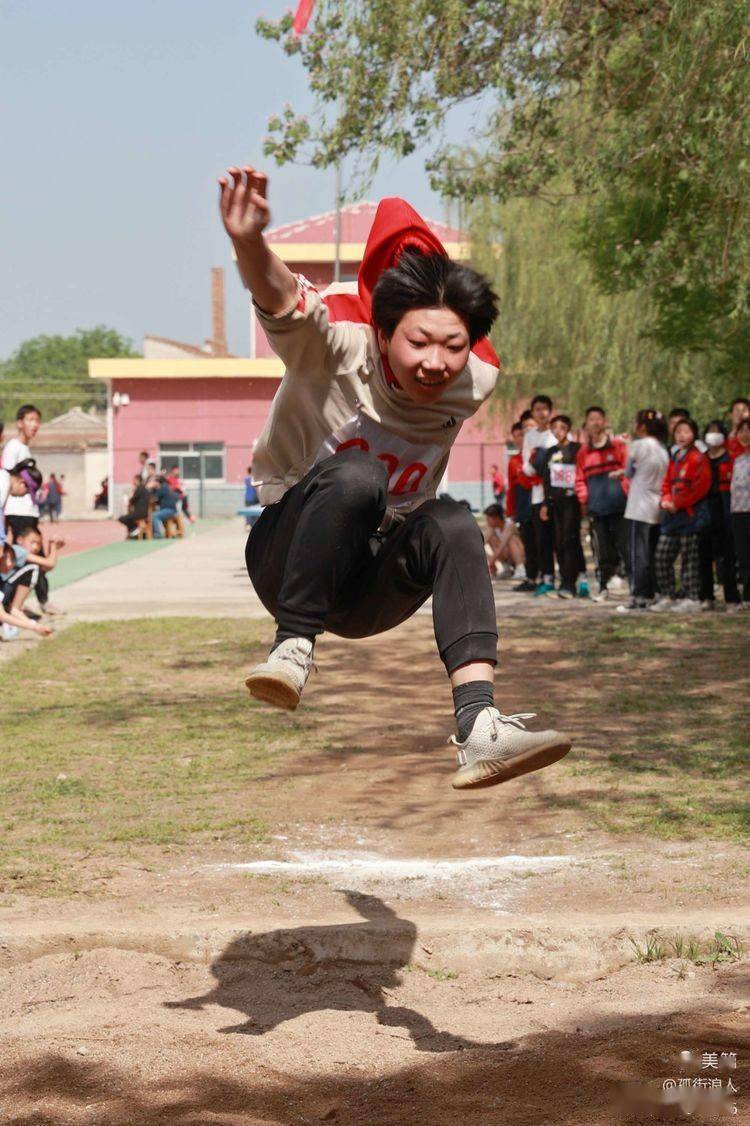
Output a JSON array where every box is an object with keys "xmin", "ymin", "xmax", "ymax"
[{"xmin": 257, "ymin": 0, "xmax": 750, "ymax": 386}]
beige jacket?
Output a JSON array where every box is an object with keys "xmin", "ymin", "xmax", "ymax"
[{"xmin": 252, "ymin": 278, "xmax": 500, "ymax": 515}]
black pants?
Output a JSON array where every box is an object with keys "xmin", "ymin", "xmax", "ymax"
[
  {"xmin": 518, "ymin": 518, "xmax": 537, "ymax": 582},
  {"xmin": 531, "ymin": 503, "xmax": 554, "ymax": 582},
  {"xmin": 5, "ymin": 515, "xmax": 49, "ymax": 605},
  {"xmin": 732, "ymin": 512, "xmax": 750, "ymax": 602},
  {"xmin": 591, "ymin": 512, "xmax": 626, "ymax": 591},
  {"xmin": 2, "ymin": 563, "xmax": 37, "ymax": 611},
  {"xmin": 626, "ymin": 518, "xmax": 659, "ymax": 601},
  {"xmin": 699, "ymin": 504, "xmax": 739, "ymax": 604},
  {"xmin": 246, "ymin": 450, "xmax": 498, "ymax": 674},
  {"xmin": 550, "ymin": 495, "xmax": 582, "ymax": 592}
]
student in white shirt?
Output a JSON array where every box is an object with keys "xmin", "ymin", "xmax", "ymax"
[
  {"xmin": 522, "ymin": 394, "xmax": 558, "ymax": 594},
  {"xmin": 218, "ymin": 164, "xmax": 571, "ymax": 791}
]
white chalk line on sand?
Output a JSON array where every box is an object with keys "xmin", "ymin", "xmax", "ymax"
[{"xmin": 219, "ymin": 851, "xmax": 577, "ymax": 878}]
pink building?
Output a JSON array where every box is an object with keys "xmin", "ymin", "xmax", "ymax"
[{"xmin": 90, "ymin": 204, "xmax": 509, "ymax": 515}]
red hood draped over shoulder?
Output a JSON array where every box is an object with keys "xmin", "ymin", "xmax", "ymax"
[{"xmin": 322, "ymin": 197, "xmax": 499, "ymax": 373}]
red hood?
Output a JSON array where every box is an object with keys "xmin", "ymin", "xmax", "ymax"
[{"xmin": 322, "ymin": 197, "xmax": 499, "ymax": 376}]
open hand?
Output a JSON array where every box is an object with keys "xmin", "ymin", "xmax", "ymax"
[{"xmin": 218, "ymin": 166, "xmax": 270, "ymax": 244}]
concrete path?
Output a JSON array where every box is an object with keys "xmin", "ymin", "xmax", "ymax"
[{"xmin": 52, "ymin": 518, "xmax": 269, "ymax": 621}]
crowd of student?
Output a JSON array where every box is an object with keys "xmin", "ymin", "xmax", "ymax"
[
  {"xmin": 0, "ymin": 403, "xmax": 60, "ymax": 641},
  {"xmin": 118, "ymin": 452, "xmax": 195, "ymax": 539},
  {"xmin": 484, "ymin": 395, "xmax": 750, "ymax": 613}
]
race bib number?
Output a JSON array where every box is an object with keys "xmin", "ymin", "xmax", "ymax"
[
  {"xmin": 550, "ymin": 462, "xmax": 576, "ymax": 490},
  {"xmin": 315, "ymin": 412, "xmax": 443, "ymax": 508}
]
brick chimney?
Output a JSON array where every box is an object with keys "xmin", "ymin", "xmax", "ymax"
[{"xmin": 209, "ymin": 267, "xmax": 228, "ymax": 356}]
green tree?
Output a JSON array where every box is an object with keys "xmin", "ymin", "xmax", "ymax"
[
  {"xmin": 471, "ymin": 195, "xmax": 717, "ymax": 429},
  {"xmin": 0, "ymin": 327, "xmax": 139, "ymax": 423},
  {"xmin": 257, "ymin": 0, "xmax": 750, "ymax": 378}
]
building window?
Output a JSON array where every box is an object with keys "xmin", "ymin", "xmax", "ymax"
[{"xmin": 159, "ymin": 442, "xmax": 225, "ymax": 481}]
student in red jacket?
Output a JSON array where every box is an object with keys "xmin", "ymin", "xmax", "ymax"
[
  {"xmin": 651, "ymin": 418, "xmax": 712, "ymax": 613},
  {"xmin": 698, "ymin": 420, "xmax": 739, "ymax": 609},
  {"xmin": 506, "ymin": 417, "xmax": 537, "ymax": 591},
  {"xmin": 574, "ymin": 407, "xmax": 628, "ymax": 601},
  {"xmin": 727, "ymin": 397, "xmax": 750, "ymax": 459}
]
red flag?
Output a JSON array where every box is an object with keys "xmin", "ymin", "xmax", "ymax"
[{"xmin": 293, "ymin": 0, "xmax": 315, "ymax": 34}]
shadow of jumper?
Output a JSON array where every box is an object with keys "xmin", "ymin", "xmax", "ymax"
[{"xmin": 164, "ymin": 890, "xmax": 513, "ymax": 1054}]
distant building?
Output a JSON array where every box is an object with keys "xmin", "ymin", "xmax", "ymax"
[
  {"xmin": 90, "ymin": 205, "xmax": 508, "ymax": 516},
  {"xmin": 32, "ymin": 407, "xmax": 108, "ymax": 519}
]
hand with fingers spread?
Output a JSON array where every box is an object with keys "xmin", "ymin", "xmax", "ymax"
[
  {"xmin": 219, "ymin": 166, "xmax": 270, "ymax": 245},
  {"xmin": 217, "ymin": 163, "xmax": 297, "ymax": 314}
]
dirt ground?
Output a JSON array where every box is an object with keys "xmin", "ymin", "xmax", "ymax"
[{"xmin": 2, "ymin": 613, "xmax": 749, "ymax": 1124}]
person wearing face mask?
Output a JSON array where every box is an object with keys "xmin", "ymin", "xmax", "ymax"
[
  {"xmin": 651, "ymin": 418, "xmax": 711, "ymax": 613},
  {"xmin": 698, "ymin": 421, "xmax": 740, "ymax": 612},
  {"xmin": 218, "ymin": 165, "xmax": 572, "ymax": 791}
]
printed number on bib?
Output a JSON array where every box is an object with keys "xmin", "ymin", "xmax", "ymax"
[
  {"xmin": 550, "ymin": 463, "xmax": 576, "ymax": 490},
  {"xmin": 315, "ymin": 412, "xmax": 443, "ymax": 508}
]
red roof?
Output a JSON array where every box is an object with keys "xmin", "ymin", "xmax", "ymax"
[{"xmin": 265, "ymin": 201, "xmax": 465, "ymax": 246}]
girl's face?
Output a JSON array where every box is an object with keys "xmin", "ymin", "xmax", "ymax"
[
  {"xmin": 551, "ymin": 419, "xmax": 570, "ymax": 444},
  {"xmin": 378, "ymin": 307, "xmax": 471, "ymax": 405},
  {"xmin": 674, "ymin": 421, "xmax": 695, "ymax": 449}
]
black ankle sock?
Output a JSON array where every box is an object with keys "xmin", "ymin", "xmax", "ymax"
[
  {"xmin": 452, "ymin": 681, "xmax": 495, "ymax": 742},
  {"xmin": 271, "ymin": 630, "xmax": 316, "ymax": 653}
]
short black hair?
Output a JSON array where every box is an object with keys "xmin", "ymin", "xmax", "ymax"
[
  {"xmin": 510, "ymin": 421, "xmax": 523, "ymax": 433},
  {"xmin": 371, "ymin": 249, "xmax": 498, "ymax": 346},
  {"xmin": 585, "ymin": 405, "xmax": 606, "ymax": 418},
  {"xmin": 519, "ymin": 409, "xmax": 533, "ymax": 423},
  {"xmin": 673, "ymin": 416, "xmax": 699, "ymax": 441},
  {"xmin": 15, "ymin": 524, "xmax": 42, "ymax": 541},
  {"xmin": 484, "ymin": 503, "xmax": 505, "ymax": 519},
  {"xmin": 531, "ymin": 394, "xmax": 553, "ymax": 410},
  {"xmin": 551, "ymin": 414, "xmax": 572, "ymax": 429},
  {"xmin": 16, "ymin": 403, "xmax": 41, "ymax": 422},
  {"xmin": 668, "ymin": 407, "xmax": 690, "ymax": 420}
]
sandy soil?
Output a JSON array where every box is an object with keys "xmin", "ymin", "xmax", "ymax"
[{"xmin": 2, "ymin": 617, "xmax": 750, "ymax": 1123}]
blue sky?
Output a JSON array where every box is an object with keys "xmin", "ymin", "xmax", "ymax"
[{"xmin": 2, "ymin": 0, "xmax": 473, "ymax": 358}]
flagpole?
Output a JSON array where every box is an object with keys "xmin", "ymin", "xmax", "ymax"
[{"xmin": 334, "ymin": 161, "xmax": 342, "ymax": 283}]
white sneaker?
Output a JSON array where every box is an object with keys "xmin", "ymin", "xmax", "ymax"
[
  {"xmin": 1, "ymin": 623, "xmax": 19, "ymax": 641},
  {"xmin": 592, "ymin": 589, "xmax": 610, "ymax": 603},
  {"xmin": 513, "ymin": 564, "xmax": 527, "ymax": 580},
  {"xmin": 670, "ymin": 598, "xmax": 701, "ymax": 614},
  {"xmin": 609, "ymin": 575, "xmax": 627, "ymax": 591},
  {"xmin": 649, "ymin": 596, "xmax": 675, "ymax": 613},
  {"xmin": 245, "ymin": 637, "xmax": 315, "ymax": 711},
  {"xmin": 450, "ymin": 708, "xmax": 572, "ymax": 790}
]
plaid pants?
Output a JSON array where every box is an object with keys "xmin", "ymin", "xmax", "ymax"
[{"xmin": 655, "ymin": 532, "xmax": 701, "ymax": 600}]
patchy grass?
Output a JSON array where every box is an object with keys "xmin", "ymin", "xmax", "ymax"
[
  {"xmin": 630, "ymin": 931, "xmax": 744, "ymax": 967},
  {"xmin": 506, "ymin": 615, "xmax": 749, "ymax": 843},
  {"xmin": 0, "ymin": 619, "xmax": 322, "ymax": 894}
]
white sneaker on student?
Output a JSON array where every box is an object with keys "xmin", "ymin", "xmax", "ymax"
[
  {"xmin": 450, "ymin": 708, "xmax": 572, "ymax": 790},
  {"xmin": 1, "ymin": 623, "xmax": 19, "ymax": 641},
  {"xmin": 245, "ymin": 637, "xmax": 315, "ymax": 711},
  {"xmin": 649, "ymin": 596, "xmax": 675, "ymax": 613},
  {"xmin": 513, "ymin": 564, "xmax": 527, "ymax": 580},
  {"xmin": 671, "ymin": 598, "xmax": 701, "ymax": 614},
  {"xmin": 592, "ymin": 588, "xmax": 610, "ymax": 603}
]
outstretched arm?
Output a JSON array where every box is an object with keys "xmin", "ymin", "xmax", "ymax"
[{"xmin": 218, "ymin": 166, "xmax": 297, "ymax": 315}]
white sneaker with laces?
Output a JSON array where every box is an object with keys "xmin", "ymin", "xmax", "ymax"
[
  {"xmin": 450, "ymin": 708, "xmax": 572, "ymax": 790},
  {"xmin": 245, "ymin": 637, "xmax": 315, "ymax": 711},
  {"xmin": 649, "ymin": 596, "xmax": 675, "ymax": 613},
  {"xmin": 671, "ymin": 598, "xmax": 701, "ymax": 613}
]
